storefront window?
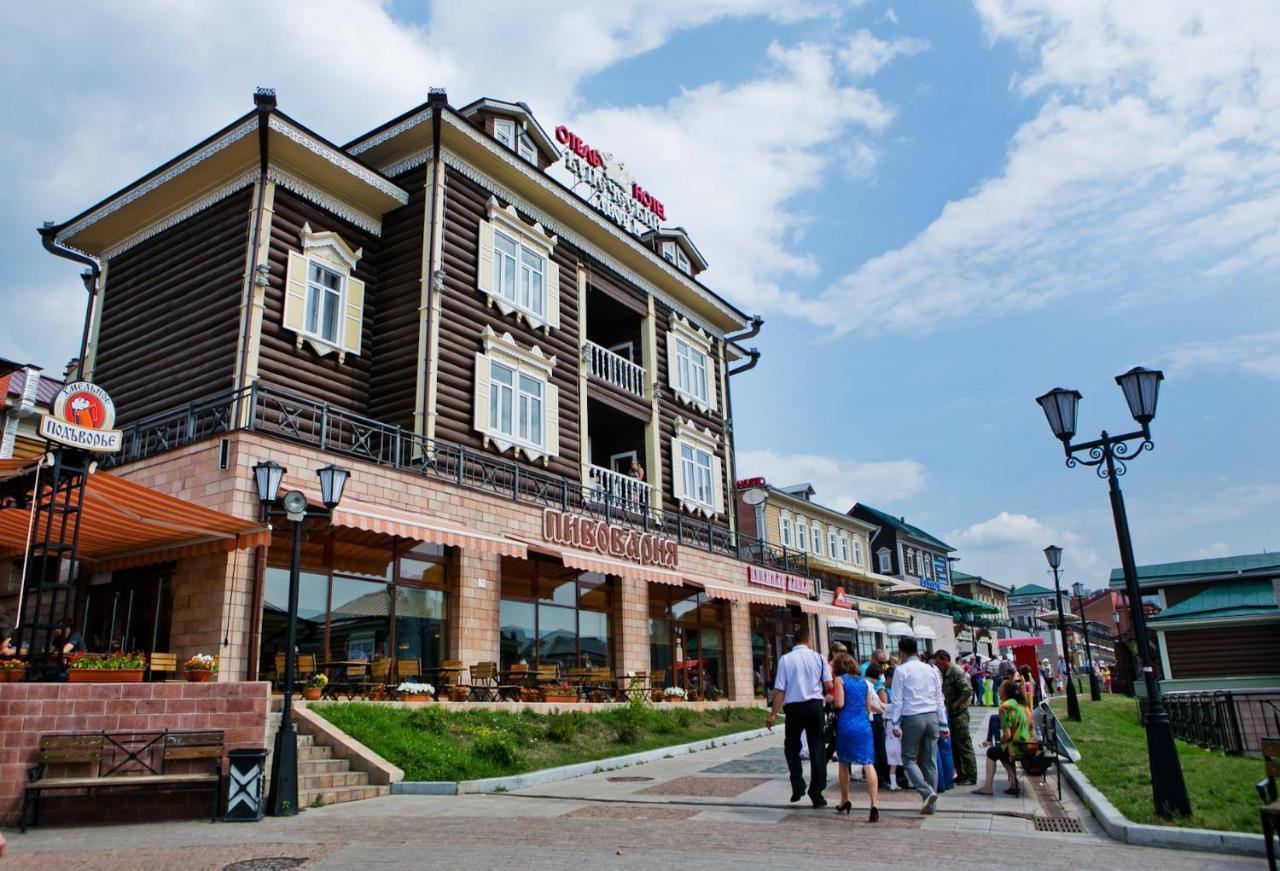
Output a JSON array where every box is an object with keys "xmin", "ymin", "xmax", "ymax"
[
  {"xmin": 649, "ymin": 586, "xmax": 725, "ymax": 693},
  {"xmin": 751, "ymin": 604, "xmax": 807, "ymax": 695},
  {"xmin": 856, "ymin": 631, "xmax": 878, "ymax": 662},
  {"xmin": 259, "ymin": 529, "xmax": 448, "ymax": 681},
  {"xmin": 498, "ymin": 556, "xmax": 612, "ymax": 673}
]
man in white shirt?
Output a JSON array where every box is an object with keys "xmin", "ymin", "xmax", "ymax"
[
  {"xmin": 889, "ymin": 636, "xmax": 949, "ymax": 814},
  {"xmin": 765, "ymin": 626, "xmax": 833, "ymax": 807}
]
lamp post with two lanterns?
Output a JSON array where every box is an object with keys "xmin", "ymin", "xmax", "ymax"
[
  {"xmin": 1035, "ymin": 366, "xmax": 1190, "ymax": 819},
  {"xmin": 253, "ymin": 459, "xmax": 350, "ymax": 817}
]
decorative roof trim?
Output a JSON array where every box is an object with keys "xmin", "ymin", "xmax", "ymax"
[
  {"xmin": 440, "ymin": 114, "xmax": 743, "ymax": 336},
  {"xmin": 267, "ymin": 115, "xmax": 407, "ymax": 205},
  {"xmin": 381, "ymin": 147, "xmax": 434, "ymax": 179},
  {"xmin": 348, "ymin": 108, "xmax": 433, "ymax": 156},
  {"xmin": 58, "ymin": 118, "xmax": 259, "ymax": 244},
  {"xmin": 102, "ymin": 169, "xmax": 258, "ymax": 261},
  {"xmin": 268, "ymin": 166, "xmax": 382, "ymax": 236},
  {"xmin": 301, "ymin": 222, "xmax": 362, "ymax": 270},
  {"xmin": 674, "ymin": 416, "xmax": 720, "ymax": 449},
  {"xmin": 481, "ymin": 325, "xmax": 556, "ymax": 375}
]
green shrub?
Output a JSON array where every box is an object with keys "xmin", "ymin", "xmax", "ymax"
[
  {"xmin": 615, "ymin": 722, "xmax": 640, "ymax": 744},
  {"xmin": 407, "ymin": 705, "xmax": 449, "ymax": 734},
  {"xmin": 474, "ymin": 732, "xmax": 521, "ymax": 767},
  {"xmin": 546, "ymin": 711, "xmax": 583, "ymax": 743}
]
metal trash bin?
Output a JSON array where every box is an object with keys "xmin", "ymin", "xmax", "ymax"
[{"xmin": 225, "ymin": 747, "xmax": 268, "ymax": 821}]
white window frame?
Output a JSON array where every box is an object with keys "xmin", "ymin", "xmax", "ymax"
[
  {"xmin": 812, "ymin": 523, "xmax": 824, "ymax": 557},
  {"xmin": 780, "ymin": 512, "xmax": 792, "ymax": 548},
  {"xmin": 679, "ymin": 441, "xmax": 714, "ymax": 511},
  {"xmin": 853, "ymin": 539, "xmax": 864, "ymax": 567},
  {"xmin": 671, "ymin": 418, "xmax": 722, "ymax": 517},
  {"xmin": 517, "ymin": 132, "xmax": 538, "ymax": 164},
  {"xmin": 304, "ymin": 259, "xmax": 344, "ymax": 346},
  {"xmin": 473, "ymin": 326, "xmax": 558, "ymax": 462},
  {"xmin": 667, "ymin": 317, "xmax": 717, "ymax": 413},
  {"xmin": 795, "ymin": 518, "xmax": 808, "ymax": 554},
  {"xmin": 877, "ymin": 548, "xmax": 892, "ymax": 574},
  {"xmin": 479, "ymin": 197, "xmax": 558, "ymax": 331},
  {"xmin": 838, "ymin": 534, "xmax": 850, "ymax": 564},
  {"xmin": 829, "ymin": 529, "xmax": 839, "ymax": 561},
  {"xmin": 284, "ymin": 223, "xmax": 364, "ymax": 361}
]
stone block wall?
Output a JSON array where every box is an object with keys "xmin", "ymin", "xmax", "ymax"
[{"xmin": 0, "ymin": 681, "xmax": 269, "ymax": 825}]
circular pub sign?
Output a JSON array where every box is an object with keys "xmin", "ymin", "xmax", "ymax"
[{"xmin": 39, "ymin": 381, "xmax": 123, "ymax": 453}]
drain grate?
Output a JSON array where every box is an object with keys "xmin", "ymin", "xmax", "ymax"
[
  {"xmin": 1033, "ymin": 816, "xmax": 1085, "ymax": 833},
  {"xmin": 606, "ymin": 775, "xmax": 654, "ymax": 782},
  {"xmin": 223, "ymin": 859, "xmax": 309, "ymax": 871}
]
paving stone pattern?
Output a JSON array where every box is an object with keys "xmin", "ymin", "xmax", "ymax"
[{"xmin": 636, "ymin": 776, "xmax": 771, "ymax": 797}]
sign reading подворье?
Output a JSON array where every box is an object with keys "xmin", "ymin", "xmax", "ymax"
[{"xmin": 38, "ymin": 381, "xmax": 123, "ymax": 452}]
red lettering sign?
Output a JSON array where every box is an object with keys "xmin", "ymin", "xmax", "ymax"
[
  {"xmin": 736, "ymin": 477, "xmax": 766, "ymax": 490},
  {"xmin": 542, "ymin": 509, "xmax": 679, "ymax": 569},
  {"xmin": 556, "ymin": 124, "xmax": 664, "ymax": 218},
  {"xmin": 746, "ymin": 565, "xmax": 813, "ymax": 596}
]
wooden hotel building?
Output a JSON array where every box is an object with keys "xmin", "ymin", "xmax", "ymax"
[{"xmin": 24, "ymin": 89, "xmax": 851, "ymax": 699}]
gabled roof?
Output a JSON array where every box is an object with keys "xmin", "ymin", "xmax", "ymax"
[
  {"xmin": 457, "ymin": 97, "xmax": 560, "ymax": 161},
  {"xmin": 640, "ymin": 227, "xmax": 709, "ymax": 273},
  {"xmin": 852, "ymin": 503, "xmax": 954, "ymax": 552},
  {"xmin": 1108, "ymin": 551, "xmax": 1280, "ymax": 589},
  {"xmin": 778, "ymin": 483, "xmax": 815, "ymax": 500},
  {"xmin": 1008, "ymin": 583, "xmax": 1057, "ymax": 598},
  {"xmin": 1148, "ymin": 579, "xmax": 1278, "ymax": 625},
  {"xmin": 951, "ymin": 570, "xmax": 1011, "ymax": 594}
]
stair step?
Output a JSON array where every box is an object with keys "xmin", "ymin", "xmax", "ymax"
[
  {"xmin": 299, "ymin": 784, "xmax": 389, "ymax": 809},
  {"xmin": 296, "ymin": 744, "xmax": 332, "ymax": 760},
  {"xmin": 298, "ymin": 771, "xmax": 367, "ymax": 789},
  {"xmin": 298, "ymin": 758, "xmax": 350, "ymax": 775}
]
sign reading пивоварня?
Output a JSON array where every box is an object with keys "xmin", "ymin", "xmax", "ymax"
[{"xmin": 542, "ymin": 509, "xmax": 678, "ymax": 569}]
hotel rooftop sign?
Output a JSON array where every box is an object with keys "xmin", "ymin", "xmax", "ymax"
[{"xmin": 556, "ymin": 125, "xmax": 665, "ymax": 236}]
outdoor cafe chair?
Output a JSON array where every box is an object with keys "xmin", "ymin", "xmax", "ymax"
[
  {"xmin": 469, "ymin": 662, "xmax": 499, "ymax": 701},
  {"xmin": 498, "ymin": 663, "xmax": 528, "ymax": 701},
  {"xmin": 147, "ymin": 652, "xmax": 177, "ymax": 682}
]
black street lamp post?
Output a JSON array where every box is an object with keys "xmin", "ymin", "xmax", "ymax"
[
  {"xmin": 253, "ymin": 460, "xmax": 349, "ymax": 817},
  {"xmin": 1073, "ymin": 581, "xmax": 1103, "ymax": 702},
  {"xmin": 1036, "ymin": 366, "xmax": 1191, "ymax": 819},
  {"xmin": 1042, "ymin": 545, "xmax": 1080, "ymax": 722}
]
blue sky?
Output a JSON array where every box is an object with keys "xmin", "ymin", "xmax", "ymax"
[{"xmin": 1, "ymin": 1, "xmax": 1276, "ymax": 589}]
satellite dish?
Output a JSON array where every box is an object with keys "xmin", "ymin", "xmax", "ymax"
[{"xmin": 741, "ymin": 488, "xmax": 767, "ymax": 506}]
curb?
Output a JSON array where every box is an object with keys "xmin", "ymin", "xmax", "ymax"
[
  {"xmin": 1060, "ymin": 760, "xmax": 1264, "ymax": 857},
  {"xmin": 392, "ymin": 726, "xmax": 773, "ymax": 796}
]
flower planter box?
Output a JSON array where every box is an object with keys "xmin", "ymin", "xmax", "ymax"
[
  {"xmin": 68, "ymin": 669, "xmax": 144, "ymax": 683},
  {"xmin": 183, "ymin": 670, "xmax": 213, "ymax": 683},
  {"xmin": 543, "ymin": 695, "xmax": 577, "ymax": 704},
  {"xmin": 400, "ymin": 693, "xmax": 429, "ymax": 703},
  {"xmin": 301, "ymin": 687, "xmax": 323, "ymax": 701},
  {"xmin": 0, "ymin": 669, "xmax": 26, "ymax": 683}
]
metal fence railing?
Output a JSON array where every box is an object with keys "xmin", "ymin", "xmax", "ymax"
[
  {"xmin": 1140, "ymin": 690, "xmax": 1280, "ymax": 755},
  {"xmin": 104, "ymin": 382, "xmax": 811, "ymax": 579}
]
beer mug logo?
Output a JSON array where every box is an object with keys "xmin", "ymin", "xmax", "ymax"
[{"xmin": 65, "ymin": 392, "xmax": 106, "ymax": 428}]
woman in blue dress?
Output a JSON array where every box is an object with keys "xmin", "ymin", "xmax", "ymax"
[{"xmin": 832, "ymin": 652, "xmax": 880, "ymax": 822}]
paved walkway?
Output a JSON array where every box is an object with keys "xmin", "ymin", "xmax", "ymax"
[{"xmin": 0, "ymin": 706, "xmax": 1254, "ymax": 870}]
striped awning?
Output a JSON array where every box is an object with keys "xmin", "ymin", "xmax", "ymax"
[
  {"xmin": 330, "ymin": 499, "xmax": 527, "ymax": 559},
  {"xmin": 556, "ymin": 548, "xmax": 686, "ymax": 585},
  {"xmin": 699, "ymin": 582, "xmax": 809, "ymax": 608},
  {"xmin": 0, "ymin": 458, "xmax": 270, "ymax": 570}
]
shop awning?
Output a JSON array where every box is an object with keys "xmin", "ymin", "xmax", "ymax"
[
  {"xmin": 826, "ymin": 616, "xmax": 858, "ymax": 630},
  {"xmin": 331, "ymin": 499, "xmax": 527, "ymax": 559},
  {"xmin": 886, "ymin": 621, "xmax": 914, "ymax": 637},
  {"xmin": 556, "ymin": 548, "xmax": 685, "ymax": 585},
  {"xmin": 0, "ymin": 458, "xmax": 271, "ymax": 570},
  {"xmin": 859, "ymin": 617, "xmax": 887, "ymax": 635},
  {"xmin": 914, "ymin": 624, "xmax": 937, "ymax": 640},
  {"xmin": 800, "ymin": 600, "xmax": 860, "ymax": 618},
  {"xmin": 699, "ymin": 582, "xmax": 806, "ymax": 608}
]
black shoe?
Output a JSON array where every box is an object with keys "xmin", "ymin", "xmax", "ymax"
[
  {"xmin": 790, "ymin": 790, "xmax": 805, "ymax": 803},
  {"xmin": 835, "ymin": 801, "xmax": 852, "ymax": 815},
  {"xmin": 869, "ymin": 806, "xmax": 880, "ymax": 823},
  {"xmin": 811, "ymin": 796, "xmax": 828, "ymax": 809}
]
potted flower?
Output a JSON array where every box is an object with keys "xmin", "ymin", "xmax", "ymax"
[
  {"xmin": 519, "ymin": 686, "xmax": 542, "ymax": 703},
  {"xmin": 366, "ymin": 685, "xmax": 386, "ymax": 701},
  {"xmin": 182, "ymin": 653, "xmax": 218, "ymax": 682},
  {"xmin": 663, "ymin": 686, "xmax": 687, "ymax": 703},
  {"xmin": 650, "ymin": 688, "xmax": 665, "ymax": 703},
  {"xmin": 67, "ymin": 652, "xmax": 146, "ymax": 683},
  {"xmin": 446, "ymin": 685, "xmax": 470, "ymax": 703},
  {"xmin": 706, "ymin": 687, "xmax": 724, "ymax": 702},
  {"xmin": 0, "ymin": 659, "xmax": 27, "ymax": 683},
  {"xmin": 301, "ymin": 673, "xmax": 328, "ymax": 701},
  {"xmin": 542, "ymin": 683, "xmax": 577, "ymax": 704},
  {"xmin": 396, "ymin": 681, "xmax": 434, "ymax": 703}
]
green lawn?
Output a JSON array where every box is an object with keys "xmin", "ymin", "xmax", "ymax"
[
  {"xmin": 314, "ymin": 701, "xmax": 768, "ymax": 782},
  {"xmin": 1051, "ymin": 695, "xmax": 1263, "ymax": 834}
]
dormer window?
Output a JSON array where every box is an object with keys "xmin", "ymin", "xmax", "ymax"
[
  {"xmin": 661, "ymin": 240, "xmax": 691, "ymax": 275},
  {"xmin": 494, "ymin": 117, "xmax": 538, "ymax": 165}
]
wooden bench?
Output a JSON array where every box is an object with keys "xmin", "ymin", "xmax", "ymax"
[
  {"xmin": 22, "ymin": 730, "xmax": 224, "ymax": 831},
  {"xmin": 1260, "ymin": 736, "xmax": 1279, "ymax": 870}
]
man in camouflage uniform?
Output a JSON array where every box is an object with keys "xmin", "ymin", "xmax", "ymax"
[{"xmin": 934, "ymin": 649, "xmax": 976, "ymax": 785}]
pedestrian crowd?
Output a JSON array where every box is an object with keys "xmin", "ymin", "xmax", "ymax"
[{"xmin": 766, "ymin": 632, "xmax": 1068, "ymax": 822}]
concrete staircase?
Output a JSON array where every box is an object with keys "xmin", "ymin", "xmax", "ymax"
[{"xmin": 267, "ymin": 710, "xmax": 389, "ymax": 809}]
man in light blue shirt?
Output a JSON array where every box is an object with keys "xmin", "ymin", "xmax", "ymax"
[{"xmin": 765, "ymin": 626, "xmax": 833, "ymax": 807}]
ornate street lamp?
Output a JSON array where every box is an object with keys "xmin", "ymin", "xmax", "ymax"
[
  {"xmin": 1042, "ymin": 545, "xmax": 1080, "ymax": 722},
  {"xmin": 1035, "ymin": 367, "xmax": 1190, "ymax": 819},
  {"xmin": 253, "ymin": 459, "xmax": 348, "ymax": 817},
  {"xmin": 1073, "ymin": 581, "xmax": 1103, "ymax": 701}
]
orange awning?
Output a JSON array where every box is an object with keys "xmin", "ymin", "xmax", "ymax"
[
  {"xmin": 0, "ymin": 458, "xmax": 271, "ymax": 570},
  {"xmin": 519, "ymin": 539, "xmax": 685, "ymax": 585},
  {"xmin": 799, "ymin": 600, "xmax": 860, "ymax": 618},
  {"xmin": 698, "ymin": 581, "xmax": 810, "ymax": 608},
  {"xmin": 330, "ymin": 499, "xmax": 527, "ymax": 559}
]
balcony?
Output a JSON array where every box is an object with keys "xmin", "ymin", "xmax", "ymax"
[
  {"xmin": 587, "ymin": 463, "xmax": 652, "ymax": 508},
  {"xmin": 583, "ymin": 340, "xmax": 646, "ymax": 398}
]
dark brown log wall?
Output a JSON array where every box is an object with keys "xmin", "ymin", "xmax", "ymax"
[
  {"xmin": 1165, "ymin": 623, "xmax": 1280, "ymax": 677},
  {"xmin": 366, "ymin": 165, "xmax": 427, "ymax": 429},
  {"xmin": 435, "ymin": 167, "xmax": 580, "ymax": 478},
  {"xmin": 259, "ymin": 188, "xmax": 380, "ymax": 413},
  {"xmin": 96, "ymin": 188, "xmax": 252, "ymax": 423},
  {"xmin": 655, "ymin": 300, "xmax": 730, "ymax": 520}
]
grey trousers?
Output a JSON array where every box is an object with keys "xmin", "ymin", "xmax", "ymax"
[{"xmin": 899, "ymin": 712, "xmax": 940, "ymax": 800}]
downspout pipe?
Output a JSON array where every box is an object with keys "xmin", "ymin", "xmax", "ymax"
[
  {"xmin": 421, "ymin": 88, "xmax": 448, "ymax": 430},
  {"xmin": 725, "ymin": 314, "xmax": 763, "ymax": 345},
  {"xmin": 37, "ymin": 224, "xmax": 99, "ymax": 382},
  {"xmin": 234, "ymin": 87, "xmax": 277, "ymax": 401},
  {"xmin": 723, "ymin": 314, "xmax": 763, "ymax": 552}
]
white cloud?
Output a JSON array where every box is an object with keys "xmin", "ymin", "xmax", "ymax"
[
  {"xmin": 838, "ymin": 28, "xmax": 929, "ymax": 78},
  {"xmin": 736, "ymin": 448, "xmax": 927, "ymax": 512},
  {"xmin": 793, "ymin": 0, "xmax": 1280, "ymax": 335},
  {"xmin": 1164, "ymin": 330, "xmax": 1280, "ymax": 381},
  {"xmin": 569, "ymin": 41, "xmax": 894, "ymax": 314},
  {"xmin": 949, "ymin": 510, "xmax": 1105, "ymax": 588}
]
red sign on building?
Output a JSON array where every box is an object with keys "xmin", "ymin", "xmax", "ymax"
[{"xmin": 746, "ymin": 564, "xmax": 813, "ymax": 597}]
